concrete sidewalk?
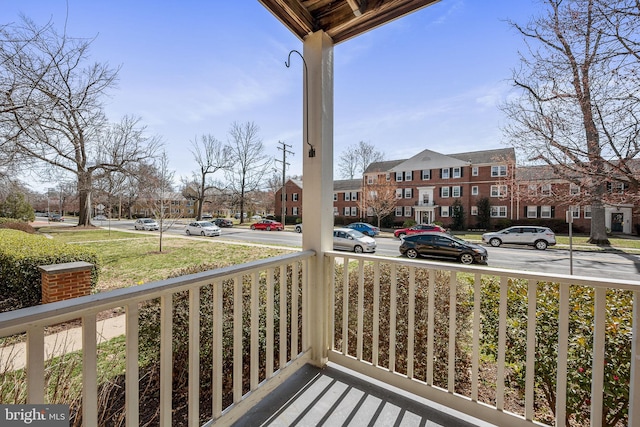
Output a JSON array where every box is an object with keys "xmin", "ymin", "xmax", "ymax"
[{"xmin": 0, "ymin": 315, "xmax": 126, "ymax": 371}]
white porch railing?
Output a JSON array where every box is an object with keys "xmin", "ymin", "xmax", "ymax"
[
  {"xmin": 326, "ymin": 251, "xmax": 640, "ymax": 427},
  {"xmin": 2, "ymin": 249, "xmax": 640, "ymax": 426},
  {"xmin": 0, "ymin": 250, "xmax": 314, "ymax": 427}
]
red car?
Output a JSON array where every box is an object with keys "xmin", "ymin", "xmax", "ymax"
[
  {"xmin": 394, "ymin": 223, "xmax": 446, "ymax": 238},
  {"xmin": 250, "ymin": 219, "xmax": 284, "ymax": 231}
]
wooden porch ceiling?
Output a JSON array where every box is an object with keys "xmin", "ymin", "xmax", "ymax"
[{"xmin": 258, "ymin": 0, "xmax": 441, "ymax": 44}]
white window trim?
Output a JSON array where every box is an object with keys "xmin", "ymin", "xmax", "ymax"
[
  {"xmin": 471, "ymin": 206, "xmax": 478, "ymax": 216},
  {"xmin": 441, "ymin": 206, "xmax": 450, "ymax": 217},
  {"xmin": 471, "ymin": 186, "xmax": 479, "ymax": 196},
  {"xmin": 452, "ymin": 186, "xmax": 461, "ymax": 198},
  {"xmin": 442, "ymin": 168, "xmax": 450, "ymax": 179},
  {"xmin": 527, "ymin": 206, "xmax": 537, "ymax": 218},
  {"xmin": 472, "ymin": 166, "xmax": 479, "ymax": 176},
  {"xmin": 452, "ymin": 167, "xmax": 461, "ymax": 178},
  {"xmin": 441, "ymin": 187, "xmax": 450, "ymax": 198}
]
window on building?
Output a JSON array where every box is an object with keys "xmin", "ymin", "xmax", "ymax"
[
  {"xmin": 404, "ymin": 206, "xmax": 412, "ymax": 217},
  {"xmin": 386, "ymin": 172, "xmax": 390, "ymax": 181},
  {"xmin": 422, "ymin": 169, "xmax": 431, "ymax": 180},
  {"xmin": 333, "ymin": 193, "xmax": 337, "ymax": 202},
  {"xmin": 471, "ymin": 206, "xmax": 478, "ymax": 216},
  {"xmin": 351, "ymin": 192, "xmax": 358, "ymax": 201},
  {"xmin": 528, "ymin": 184, "xmax": 537, "ymax": 196},
  {"xmin": 441, "ymin": 206, "xmax": 450, "ymax": 217},
  {"xmin": 490, "ymin": 206, "xmax": 507, "ymax": 217},
  {"xmin": 344, "ymin": 207, "xmax": 350, "ymax": 216},
  {"xmin": 452, "ymin": 186, "xmax": 461, "ymax": 197},
  {"xmin": 527, "ymin": 206, "xmax": 537, "ymax": 218},
  {"xmin": 351, "ymin": 207, "xmax": 357, "ymax": 216},
  {"xmin": 292, "ymin": 207, "xmax": 298, "ymax": 216},
  {"xmin": 367, "ymin": 207, "xmax": 374, "ymax": 216},
  {"xmin": 333, "ymin": 207, "xmax": 338, "ymax": 215},
  {"xmin": 344, "ymin": 192, "xmax": 350, "ymax": 201},
  {"xmin": 405, "ymin": 171, "xmax": 412, "ymax": 181},
  {"xmin": 472, "ymin": 166, "xmax": 479, "ymax": 176},
  {"xmin": 396, "ymin": 172, "xmax": 403, "ymax": 182},
  {"xmin": 404, "ymin": 188, "xmax": 412, "ymax": 198},
  {"xmin": 395, "ymin": 207, "xmax": 403, "ymax": 217},
  {"xmin": 452, "ymin": 167, "xmax": 461, "ymax": 178},
  {"xmin": 471, "ymin": 186, "xmax": 479, "ymax": 196},
  {"xmin": 367, "ymin": 176, "xmax": 374, "ymax": 184},
  {"xmin": 292, "ymin": 193, "xmax": 298, "ymax": 201},
  {"xmin": 541, "ymin": 205, "xmax": 552, "ymax": 218},
  {"xmin": 490, "ymin": 185, "xmax": 507, "ymax": 197},
  {"xmin": 441, "ymin": 187, "xmax": 450, "ymax": 198},
  {"xmin": 570, "ymin": 205, "xmax": 580, "ymax": 218},
  {"xmin": 491, "ymin": 165, "xmax": 507, "ymax": 177},
  {"xmin": 570, "ymin": 184, "xmax": 580, "ymax": 195},
  {"xmin": 584, "ymin": 206, "xmax": 591, "ymax": 219},
  {"xmin": 541, "ymin": 184, "xmax": 552, "ymax": 196},
  {"xmin": 442, "ymin": 168, "xmax": 450, "ymax": 179},
  {"xmin": 369, "ymin": 190, "xmax": 377, "ymax": 199},
  {"xmin": 396, "ymin": 189, "xmax": 403, "ymax": 199}
]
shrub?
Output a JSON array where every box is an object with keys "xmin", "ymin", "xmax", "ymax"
[
  {"xmin": 480, "ymin": 278, "xmax": 630, "ymax": 426},
  {"xmin": 0, "ymin": 229, "xmax": 99, "ymax": 311},
  {"xmin": 333, "ymin": 263, "xmax": 473, "ymax": 390},
  {"xmin": 402, "ymin": 219, "xmax": 417, "ymax": 228}
]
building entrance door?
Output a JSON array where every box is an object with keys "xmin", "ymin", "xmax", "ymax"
[
  {"xmin": 611, "ymin": 212, "xmax": 624, "ymax": 232},
  {"xmin": 421, "ymin": 211, "xmax": 432, "ymax": 224}
]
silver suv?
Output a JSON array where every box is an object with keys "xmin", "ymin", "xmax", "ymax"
[{"xmin": 482, "ymin": 226, "xmax": 556, "ymax": 250}]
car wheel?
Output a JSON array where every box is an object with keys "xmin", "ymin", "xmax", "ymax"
[
  {"xmin": 459, "ymin": 253, "xmax": 474, "ymax": 265},
  {"xmin": 201, "ymin": 231, "xmax": 206, "ymax": 236},
  {"xmin": 266, "ymin": 226, "xmax": 271, "ymax": 231},
  {"xmin": 186, "ymin": 230, "xmax": 191, "ymax": 235},
  {"xmin": 489, "ymin": 238, "xmax": 502, "ymax": 247},
  {"xmin": 353, "ymin": 245, "xmax": 363, "ymax": 253},
  {"xmin": 405, "ymin": 248, "xmax": 418, "ymax": 259},
  {"xmin": 534, "ymin": 240, "xmax": 548, "ymax": 250},
  {"xmin": 397, "ymin": 232, "xmax": 406, "ymax": 239},
  {"xmin": 250, "ymin": 225, "xmax": 256, "ymax": 230},
  {"xmin": 295, "ymin": 227, "xmax": 302, "ymax": 233}
]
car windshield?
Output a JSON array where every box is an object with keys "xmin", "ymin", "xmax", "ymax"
[
  {"xmin": 347, "ymin": 230, "xmax": 365, "ymax": 238},
  {"xmin": 143, "ymin": 219, "xmax": 155, "ymax": 223},
  {"xmin": 199, "ymin": 222, "xmax": 214, "ymax": 227},
  {"xmin": 448, "ymin": 235, "xmax": 468, "ymax": 245}
]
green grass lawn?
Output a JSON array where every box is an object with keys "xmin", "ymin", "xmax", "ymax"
[{"xmin": 42, "ymin": 228, "xmax": 293, "ymax": 292}]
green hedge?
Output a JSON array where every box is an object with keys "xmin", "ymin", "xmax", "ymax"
[{"xmin": 0, "ymin": 229, "xmax": 100, "ymax": 312}]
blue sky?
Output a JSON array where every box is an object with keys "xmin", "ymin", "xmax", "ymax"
[{"xmin": 4, "ymin": 1, "xmax": 542, "ymax": 188}]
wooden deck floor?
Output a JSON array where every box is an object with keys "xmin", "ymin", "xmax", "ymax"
[{"xmin": 233, "ymin": 363, "xmax": 496, "ymax": 427}]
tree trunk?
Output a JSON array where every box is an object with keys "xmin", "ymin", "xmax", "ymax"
[
  {"xmin": 77, "ymin": 172, "xmax": 93, "ymax": 226},
  {"xmin": 587, "ymin": 197, "xmax": 609, "ymax": 245}
]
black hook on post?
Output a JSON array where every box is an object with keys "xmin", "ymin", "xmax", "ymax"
[{"xmin": 285, "ymin": 50, "xmax": 315, "ymax": 158}]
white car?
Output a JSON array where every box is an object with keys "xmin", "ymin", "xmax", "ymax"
[
  {"xmin": 482, "ymin": 226, "xmax": 556, "ymax": 250},
  {"xmin": 295, "ymin": 224, "xmax": 303, "ymax": 233},
  {"xmin": 333, "ymin": 227, "xmax": 376, "ymax": 253},
  {"xmin": 134, "ymin": 218, "xmax": 159, "ymax": 231},
  {"xmin": 185, "ymin": 221, "xmax": 221, "ymax": 237}
]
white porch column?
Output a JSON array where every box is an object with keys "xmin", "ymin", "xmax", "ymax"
[{"xmin": 302, "ymin": 30, "xmax": 334, "ymax": 367}]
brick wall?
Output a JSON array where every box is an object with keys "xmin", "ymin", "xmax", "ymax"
[{"xmin": 39, "ymin": 261, "xmax": 93, "ymax": 304}]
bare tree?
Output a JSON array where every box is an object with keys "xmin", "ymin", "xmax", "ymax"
[
  {"xmin": 0, "ymin": 18, "xmax": 159, "ymax": 226},
  {"xmin": 225, "ymin": 121, "xmax": 272, "ymax": 224},
  {"xmin": 359, "ymin": 179, "xmax": 397, "ymax": 227},
  {"xmin": 502, "ymin": 0, "xmax": 640, "ymax": 244},
  {"xmin": 338, "ymin": 141, "xmax": 384, "ymax": 179},
  {"xmin": 187, "ymin": 134, "xmax": 230, "ymax": 220}
]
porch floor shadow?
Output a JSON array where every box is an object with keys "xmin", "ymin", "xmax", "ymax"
[{"xmin": 233, "ymin": 362, "xmax": 497, "ymax": 427}]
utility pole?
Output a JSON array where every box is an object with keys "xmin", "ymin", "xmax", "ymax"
[{"xmin": 275, "ymin": 141, "xmax": 293, "ymax": 224}]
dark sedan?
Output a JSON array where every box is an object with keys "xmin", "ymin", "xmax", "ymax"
[
  {"xmin": 399, "ymin": 232, "xmax": 487, "ymax": 265},
  {"xmin": 214, "ymin": 218, "xmax": 233, "ymax": 228}
]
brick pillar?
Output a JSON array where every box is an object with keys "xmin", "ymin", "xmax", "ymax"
[{"xmin": 39, "ymin": 261, "xmax": 94, "ymax": 304}]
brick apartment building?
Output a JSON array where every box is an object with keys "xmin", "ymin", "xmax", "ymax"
[
  {"xmin": 274, "ymin": 178, "xmax": 362, "ymax": 220},
  {"xmin": 363, "ymin": 148, "xmax": 517, "ymax": 226},
  {"xmin": 275, "ymin": 147, "xmax": 639, "ymax": 234}
]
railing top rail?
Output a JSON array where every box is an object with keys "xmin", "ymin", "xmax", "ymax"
[
  {"xmin": 0, "ymin": 250, "xmax": 315, "ymax": 337},
  {"xmin": 325, "ymin": 250, "xmax": 640, "ymax": 291}
]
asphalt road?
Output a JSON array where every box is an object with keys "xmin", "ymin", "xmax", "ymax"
[{"xmin": 90, "ymin": 219, "xmax": 640, "ymax": 282}]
